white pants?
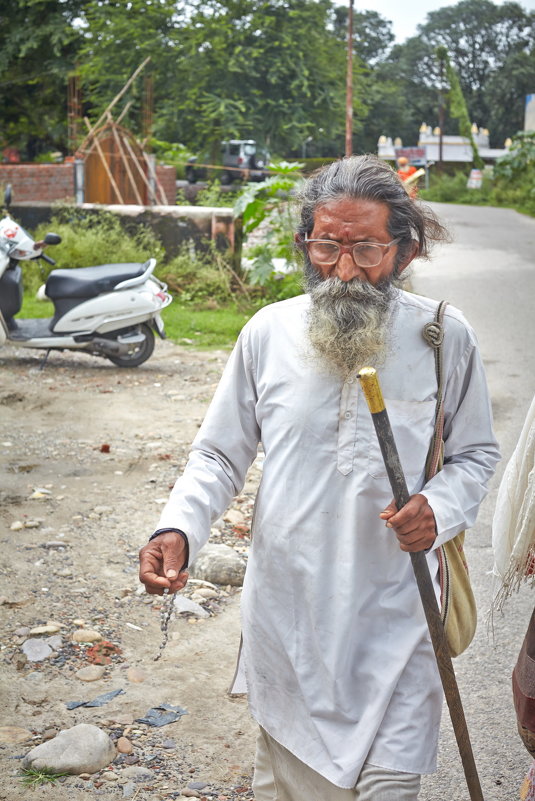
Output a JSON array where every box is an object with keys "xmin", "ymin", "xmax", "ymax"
[{"xmin": 252, "ymin": 728, "xmax": 421, "ymax": 801}]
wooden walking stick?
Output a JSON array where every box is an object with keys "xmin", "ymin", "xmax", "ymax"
[{"xmin": 357, "ymin": 366, "xmax": 485, "ymax": 801}]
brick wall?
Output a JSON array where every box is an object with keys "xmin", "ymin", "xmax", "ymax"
[
  {"xmin": 0, "ymin": 162, "xmax": 176, "ymax": 205},
  {"xmin": 156, "ymin": 165, "xmax": 176, "ymax": 205},
  {"xmin": 0, "ymin": 163, "xmax": 75, "ymax": 203}
]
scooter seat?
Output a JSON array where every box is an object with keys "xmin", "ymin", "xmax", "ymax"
[{"xmin": 45, "ymin": 262, "xmax": 148, "ymax": 299}]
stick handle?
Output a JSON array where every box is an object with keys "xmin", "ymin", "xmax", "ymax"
[{"xmin": 357, "ymin": 367, "xmax": 484, "ymax": 801}]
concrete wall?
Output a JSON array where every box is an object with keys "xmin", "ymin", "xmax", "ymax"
[{"xmin": 7, "ymin": 202, "xmax": 242, "ymax": 265}]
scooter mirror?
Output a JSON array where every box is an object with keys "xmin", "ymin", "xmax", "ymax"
[
  {"xmin": 4, "ymin": 184, "xmax": 12, "ymax": 208},
  {"xmin": 44, "ymin": 233, "xmax": 62, "ymax": 246}
]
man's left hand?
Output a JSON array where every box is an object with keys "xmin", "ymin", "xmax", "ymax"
[{"xmin": 380, "ymin": 494, "xmax": 437, "ymax": 552}]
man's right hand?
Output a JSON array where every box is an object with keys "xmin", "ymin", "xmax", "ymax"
[{"xmin": 139, "ymin": 531, "xmax": 189, "ymax": 595}]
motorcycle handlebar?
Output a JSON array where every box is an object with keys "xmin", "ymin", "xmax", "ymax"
[{"xmin": 41, "ymin": 253, "xmax": 56, "ymax": 266}]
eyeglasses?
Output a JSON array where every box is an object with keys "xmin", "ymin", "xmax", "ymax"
[{"xmin": 303, "ymin": 236, "xmax": 400, "ymax": 269}]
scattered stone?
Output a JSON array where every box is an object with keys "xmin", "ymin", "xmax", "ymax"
[
  {"xmin": 55, "ymin": 567, "xmax": 73, "ymax": 577},
  {"xmin": 22, "ymin": 638, "xmax": 53, "ymax": 662},
  {"xmin": 173, "ymin": 595, "xmax": 210, "ymax": 619},
  {"xmin": 1, "ymin": 594, "xmax": 33, "ymax": 608},
  {"xmin": 22, "ymin": 723, "xmax": 116, "ymax": 775},
  {"xmin": 117, "ymin": 737, "xmax": 133, "ymax": 754},
  {"xmin": 46, "ymin": 634, "xmax": 63, "ymax": 650},
  {"xmin": 123, "ymin": 668, "xmax": 145, "ymax": 685},
  {"xmin": 223, "ymin": 509, "xmax": 245, "ymax": 525},
  {"xmin": 29, "ymin": 623, "xmax": 62, "ymax": 635},
  {"xmin": 44, "ymin": 541, "xmax": 71, "ymax": 549},
  {"xmin": 181, "ymin": 790, "xmax": 201, "ymax": 798},
  {"xmin": 10, "ymin": 521, "xmax": 24, "ymax": 531},
  {"xmin": 122, "ymin": 781, "xmax": 137, "ymax": 797},
  {"xmin": 162, "ymin": 739, "xmax": 176, "ymax": 750},
  {"xmin": 20, "ymin": 684, "xmax": 48, "ymax": 705},
  {"xmin": 14, "ymin": 626, "xmax": 31, "ymax": 637},
  {"xmin": 76, "ymin": 665, "xmax": 106, "ymax": 682},
  {"xmin": 189, "ymin": 543, "xmax": 246, "ymax": 586},
  {"xmin": 29, "ymin": 490, "xmax": 50, "ymax": 499},
  {"xmin": 42, "ymin": 728, "xmax": 58, "ymax": 741},
  {"xmin": 120, "ymin": 765, "xmax": 154, "ymax": 780},
  {"xmin": 93, "ymin": 505, "xmax": 113, "ymax": 515},
  {"xmin": 72, "ymin": 628, "xmax": 103, "ymax": 643},
  {"xmin": 193, "ymin": 587, "xmax": 219, "ymax": 600},
  {"xmin": 0, "ymin": 726, "xmax": 32, "ymax": 744},
  {"xmin": 101, "ymin": 771, "xmax": 119, "ymax": 781},
  {"xmin": 24, "ymin": 520, "xmax": 41, "ymax": 528}
]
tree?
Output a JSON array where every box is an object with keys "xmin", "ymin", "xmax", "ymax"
[
  {"xmin": 0, "ymin": 0, "xmax": 87, "ymax": 158},
  {"xmin": 436, "ymin": 45, "xmax": 484, "ymax": 168},
  {"xmin": 403, "ymin": 0, "xmax": 535, "ymax": 146}
]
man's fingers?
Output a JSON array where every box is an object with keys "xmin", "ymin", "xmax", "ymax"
[{"xmin": 379, "ymin": 500, "xmax": 398, "ymax": 520}]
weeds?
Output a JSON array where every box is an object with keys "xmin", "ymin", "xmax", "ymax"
[{"xmin": 20, "ymin": 767, "xmax": 68, "ymax": 787}]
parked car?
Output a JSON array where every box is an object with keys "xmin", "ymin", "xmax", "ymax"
[{"xmin": 186, "ymin": 140, "xmax": 270, "ymax": 184}]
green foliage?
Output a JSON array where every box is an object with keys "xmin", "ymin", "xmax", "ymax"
[
  {"xmin": 155, "ymin": 242, "xmax": 237, "ymax": 304},
  {"xmin": 20, "ymin": 767, "xmax": 68, "ymax": 787},
  {"xmin": 0, "ymin": 0, "xmax": 86, "ymax": 159},
  {"xmin": 419, "ymin": 170, "xmax": 494, "ymax": 204},
  {"xmin": 436, "ymin": 46, "xmax": 485, "ymax": 169},
  {"xmin": 494, "ymin": 132, "xmax": 535, "ymax": 180},
  {"xmin": 150, "ymin": 139, "xmax": 195, "ymax": 181},
  {"xmin": 3, "ymin": 0, "xmax": 534, "ymax": 162},
  {"xmin": 195, "ymin": 181, "xmax": 232, "ymax": 209},
  {"xmin": 27, "ymin": 206, "xmax": 164, "ymax": 294},
  {"xmin": 420, "ymin": 139, "xmax": 535, "ymax": 217},
  {"xmin": 492, "ymin": 132, "xmax": 535, "ymax": 216},
  {"xmin": 234, "ymin": 162, "xmax": 303, "ymax": 288}
]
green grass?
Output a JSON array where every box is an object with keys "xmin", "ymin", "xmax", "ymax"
[
  {"xmin": 18, "ymin": 294, "xmax": 254, "ymax": 349},
  {"xmin": 161, "ymin": 301, "xmax": 252, "ymax": 348},
  {"xmin": 20, "ymin": 767, "xmax": 68, "ymax": 787}
]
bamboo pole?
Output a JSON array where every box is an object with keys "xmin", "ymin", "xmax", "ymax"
[
  {"xmin": 142, "ymin": 150, "xmax": 168, "ymax": 205},
  {"xmin": 116, "ymin": 100, "xmax": 134, "ymax": 126},
  {"xmin": 107, "ymin": 114, "xmax": 143, "ymax": 205},
  {"xmin": 121, "ymin": 135, "xmax": 155, "ymax": 205},
  {"xmin": 84, "ymin": 117, "xmax": 124, "ymax": 204},
  {"xmin": 78, "ymin": 57, "xmax": 151, "ymax": 153}
]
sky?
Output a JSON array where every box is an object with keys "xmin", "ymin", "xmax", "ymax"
[{"xmin": 353, "ymin": 0, "xmax": 535, "ymax": 43}]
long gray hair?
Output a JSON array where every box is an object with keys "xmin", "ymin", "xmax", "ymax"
[{"xmin": 296, "ymin": 155, "xmax": 449, "ymax": 270}]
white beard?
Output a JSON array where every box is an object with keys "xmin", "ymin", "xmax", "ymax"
[{"xmin": 304, "ymin": 261, "xmax": 398, "ymax": 379}]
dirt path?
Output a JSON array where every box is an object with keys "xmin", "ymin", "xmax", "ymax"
[{"xmin": 0, "ymin": 341, "xmax": 259, "ymax": 801}]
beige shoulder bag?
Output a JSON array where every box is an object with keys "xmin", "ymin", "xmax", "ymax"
[{"xmin": 424, "ymin": 300, "xmax": 477, "ymax": 658}]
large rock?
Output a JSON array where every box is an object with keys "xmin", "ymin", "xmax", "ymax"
[
  {"xmin": 22, "ymin": 723, "xmax": 116, "ymax": 775},
  {"xmin": 189, "ymin": 543, "xmax": 246, "ymax": 587}
]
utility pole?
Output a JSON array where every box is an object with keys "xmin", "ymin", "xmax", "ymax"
[
  {"xmin": 345, "ymin": 0, "xmax": 354, "ymax": 157},
  {"xmin": 438, "ymin": 52, "xmax": 445, "ymax": 172}
]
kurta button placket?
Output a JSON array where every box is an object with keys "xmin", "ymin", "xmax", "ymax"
[{"xmin": 337, "ymin": 378, "xmax": 359, "ymax": 475}]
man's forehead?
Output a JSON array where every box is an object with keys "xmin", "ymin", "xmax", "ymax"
[{"xmin": 312, "ymin": 198, "xmax": 391, "ymax": 228}]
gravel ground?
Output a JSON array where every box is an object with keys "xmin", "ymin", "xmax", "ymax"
[{"xmin": 0, "ymin": 335, "xmax": 532, "ymax": 801}]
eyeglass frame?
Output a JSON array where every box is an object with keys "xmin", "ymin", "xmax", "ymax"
[{"xmin": 302, "ymin": 235, "xmax": 400, "ymax": 269}]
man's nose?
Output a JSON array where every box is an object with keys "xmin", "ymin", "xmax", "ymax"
[{"xmin": 335, "ymin": 251, "xmax": 363, "ymax": 282}]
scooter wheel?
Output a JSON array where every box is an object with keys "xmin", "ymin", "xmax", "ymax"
[{"xmin": 107, "ymin": 323, "xmax": 155, "ymax": 368}]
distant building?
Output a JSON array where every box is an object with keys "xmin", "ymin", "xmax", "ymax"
[{"xmin": 378, "ymin": 123, "xmax": 510, "ymax": 164}]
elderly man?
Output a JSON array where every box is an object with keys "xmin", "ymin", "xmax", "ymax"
[{"xmin": 139, "ymin": 155, "xmax": 499, "ymax": 800}]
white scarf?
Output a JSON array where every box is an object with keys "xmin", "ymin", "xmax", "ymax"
[{"xmin": 492, "ymin": 395, "xmax": 535, "ymax": 610}]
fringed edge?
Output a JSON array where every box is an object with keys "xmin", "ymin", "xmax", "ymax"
[{"xmin": 487, "ymin": 547, "xmax": 535, "ymax": 635}]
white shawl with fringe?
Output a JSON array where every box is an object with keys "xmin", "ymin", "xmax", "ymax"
[{"xmin": 492, "ymin": 395, "xmax": 535, "ymax": 608}]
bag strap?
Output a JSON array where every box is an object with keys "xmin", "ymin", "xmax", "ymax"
[{"xmin": 423, "ymin": 300, "xmax": 448, "ymax": 480}]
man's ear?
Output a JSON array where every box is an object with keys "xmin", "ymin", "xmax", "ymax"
[{"xmin": 397, "ymin": 240, "xmax": 420, "ymax": 273}]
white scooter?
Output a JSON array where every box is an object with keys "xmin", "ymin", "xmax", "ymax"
[{"xmin": 0, "ymin": 187, "xmax": 172, "ymax": 367}]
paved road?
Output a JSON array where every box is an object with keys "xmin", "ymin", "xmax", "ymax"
[{"xmin": 411, "ymin": 203, "xmax": 535, "ymax": 800}]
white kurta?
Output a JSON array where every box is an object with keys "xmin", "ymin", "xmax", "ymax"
[{"xmin": 157, "ymin": 291, "xmax": 499, "ymax": 788}]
